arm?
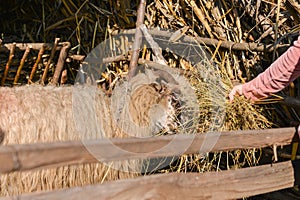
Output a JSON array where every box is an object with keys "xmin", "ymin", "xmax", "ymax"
[{"xmin": 230, "ymin": 36, "xmax": 300, "ymax": 102}]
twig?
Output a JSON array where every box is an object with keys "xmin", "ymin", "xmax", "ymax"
[
  {"xmin": 41, "ymin": 38, "xmax": 60, "ymax": 85},
  {"xmin": 1, "ymin": 43, "xmax": 16, "ymax": 86},
  {"xmin": 128, "ymin": 0, "xmax": 146, "ymax": 79},
  {"xmin": 103, "ymin": 54, "xmax": 127, "ymax": 63},
  {"xmin": 51, "ymin": 42, "xmax": 71, "ymax": 85},
  {"xmin": 13, "ymin": 46, "xmax": 31, "ymax": 85},
  {"xmin": 28, "ymin": 45, "xmax": 45, "ymax": 84},
  {"xmin": 70, "ymin": 54, "xmax": 85, "ymax": 61}
]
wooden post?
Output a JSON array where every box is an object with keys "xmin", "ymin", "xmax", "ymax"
[
  {"xmin": 127, "ymin": 0, "xmax": 147, "ymax": 79},
  {"xmin": 51, "ymin": 42, "xmax": 71, "ymax": 85}
]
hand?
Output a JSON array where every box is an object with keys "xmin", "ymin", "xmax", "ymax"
[{"xmin": 228, "ymin": 84, "xmax": 243, "ymax": 102}]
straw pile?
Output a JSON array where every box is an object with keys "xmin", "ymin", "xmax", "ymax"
[{"xmin": 1, "ymin": 0, "xmax": 299, "ymax": 196}]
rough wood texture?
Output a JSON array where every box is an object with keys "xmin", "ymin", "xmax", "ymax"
[
  {"xmin": 51, "ymin": 42, "xmax": 71, "ymax": 85},
  {"xmin": 119, "ymin": 29, "xmax": 290, "ymax": 52},
  {"xmin": 128, "ymin": 0, "xmax": 146, "ymax": 79},
  {"xmin": 4, "ymin": 161, "xmax": 294, "ymax": 200},
  {"xmin": 0, "ymin": 127, "xmax": 296, "ymax": 173},
  {"xmin": 0, "ymin": 43, "xmax": 62, "ymax": 52}
]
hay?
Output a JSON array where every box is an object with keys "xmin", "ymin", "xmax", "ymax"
[{"xmin": 151, "ymin": 52, "xmax": 272, "ymax": 173}]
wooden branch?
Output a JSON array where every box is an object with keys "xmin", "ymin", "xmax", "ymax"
[
  {"xmin": 41, "ymin": 38, "xmax": 60, "ymax": 85},
  {"xmin": 0, "ymin": 127, "xmax": 296, "ymax": 173},
  {"xmin": 28, "ymin": 45, "xmax": 45, "ymax": 84},
  {"xmin": 103, "ymin": 54, "xmax": 127, "ymax": 63},
  {"xmin": 118, "ymin": 29, "xmax": 290, "ymax": 52},
  {"xmin": 51, "ymin": 42, "xmax": 71, "ymax": 85},
  {"xmin": 0, "ymin": 43, "xmax": 62, "ymax": 53},
  {"xmin": 128, "ymin": 0, "xmax": 147, "ymax": 79},
  {"xmin": 13, "ymin": 46, "xmax": 31, "ymax": 85},
  {"xmin": 69, "ymin": 54, "xmax": 85, "ymax": 61},
  {"xmin": 6, "ymin": 161, "xmax": 294, "ymax": 200},
  {"xmin": 1, "ymin": 43, "xmax": 16, "ymax": 86}
]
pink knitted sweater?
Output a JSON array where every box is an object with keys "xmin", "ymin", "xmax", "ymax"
[{"xmin": 242, "ymin": 36, "xmax": 300, "ymax": 101}]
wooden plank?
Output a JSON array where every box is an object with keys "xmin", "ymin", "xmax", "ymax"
[
  {"xmin": 3, "ymin": 161, "xmax": 295, "ymax": 200},
  {"xmin": 0, "ymin": 127, "xmax": 296, "ymax": 173}
]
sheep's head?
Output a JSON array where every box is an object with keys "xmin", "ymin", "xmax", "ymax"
[
  {"xmin": 129, "ymin": 83, "xmax": 181, "ymax": 135},
  {"xmin": 110, "ymin": 63, "xmax": 198, "ymax": 138}
]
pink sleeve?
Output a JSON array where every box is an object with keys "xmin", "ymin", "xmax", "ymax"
[{"xmin": 242, "ymin": 36, "xmax": 300, "ymax": 101}]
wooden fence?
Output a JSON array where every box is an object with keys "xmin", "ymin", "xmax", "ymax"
[{"xmin": 0, "ymin": 127, "xmax": 298, "ymax": 200}]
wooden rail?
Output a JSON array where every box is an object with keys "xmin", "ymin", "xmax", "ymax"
[
  {"xmin": 0, "ymin": 127, "xmax": 297, "ymax": 173},
  {"xmin": 1, "ymin": 161, "xmax": 294, "ymax": 200}
]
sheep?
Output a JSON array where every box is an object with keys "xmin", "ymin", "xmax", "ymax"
[
  {"xmin": 0, "ymin": 85, "xmax": 136, "ymax": 195},
  {"xmin": 0, "ymin": 64, "xmax": 193, "ymax": 195},
  {"xmin": 0, "ymin": 81, "xmax": 178, "ymax": 195}
]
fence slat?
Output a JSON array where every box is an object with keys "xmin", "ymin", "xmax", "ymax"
[
  {"xmin": 3, "ymin": 161, "xmax": 294, "ymax": 200},
  {"xmin": 0, "ymin": 127, "xmax": 296, "ymax": 173}
]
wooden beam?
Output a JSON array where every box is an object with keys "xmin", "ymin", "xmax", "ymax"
[
  {"xmin": 118, "ymin": 29, "xmax": 290, "ymax": 52},
  {"xmin": 0, "ymin": 42, "xmax": 69, "ymax": 52},
  {"xmin": 0, "ymin": 127, "xmax": 296, "ymax": 173},
  {"xmin": 0, "ymin": 43, "xmax": 64, "ymax": 52},
  {"xmin": 3, "ymin": 161, "xmax": 294, "ymax": 200}
]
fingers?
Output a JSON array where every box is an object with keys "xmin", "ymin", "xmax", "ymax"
[{"xmin": 228, "ymin": 84, "xmax": 243, "ymax": 103}]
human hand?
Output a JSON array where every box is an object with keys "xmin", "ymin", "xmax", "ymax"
[{"xmin": 228, "ymin": 84, "xmax": 243, "ymax": 103}]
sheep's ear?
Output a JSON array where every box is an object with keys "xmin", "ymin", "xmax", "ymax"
[{"xmin": 150, "ymin": 82, "xmax": 162, "ymax": 92}]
